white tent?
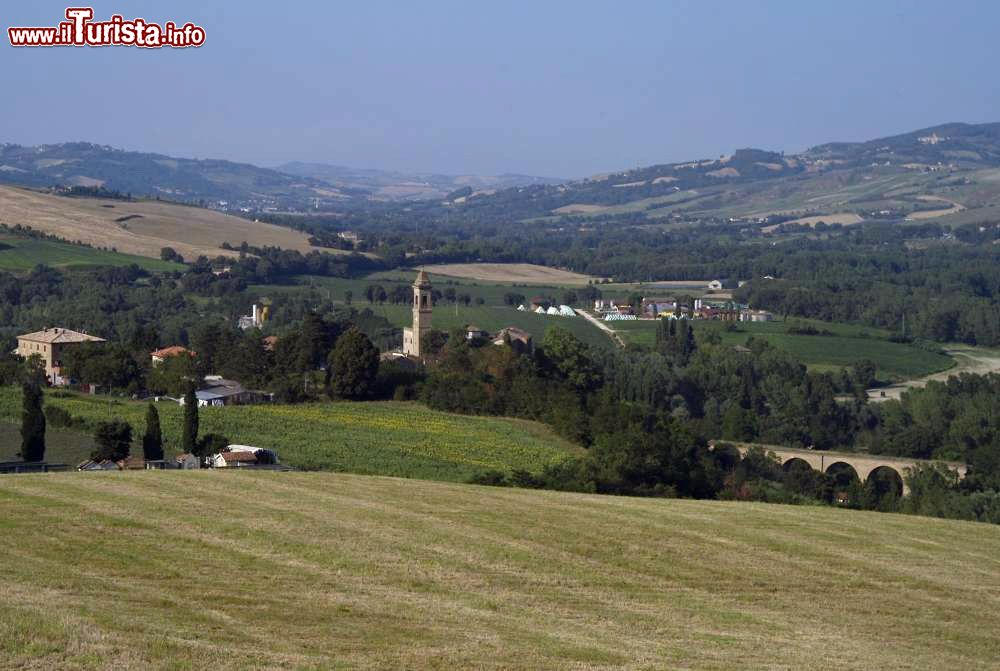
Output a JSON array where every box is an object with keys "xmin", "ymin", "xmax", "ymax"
[
  {"xmin": 517, "ymin": 304, "xmax": 526, "ymax": 311},
  {"xmin": 546, "ymin": 306, "xmax": 560, "ymax": 315},
  {"xmin": 535, "ymin": 306, "xmax": 547, "ymax": 314},
  {"xmin": 558, "ymin": 305, "xmax": 576, "ymax": 316}
]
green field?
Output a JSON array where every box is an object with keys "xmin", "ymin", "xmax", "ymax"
[
  {"xmin": 0, "ymin": 236, "xmax": 183, "ymax": 272},
  {"xmin": 364, "ymin": 303, "xmax": 612, "ymax": 349},
  {"xmin": 610, "ymin": 318, "xmax": 955, "ymax": 381},
  {"xmin": 0, "ymin": 389, "xmax": 578, "ymax": 481},
  {"xmin": 1, "ymin": 472, "xmax": 998, "ymax": 669},
  {"xmin": 253, "ymin": 276, "xmax": 614, "ymax": 349}
]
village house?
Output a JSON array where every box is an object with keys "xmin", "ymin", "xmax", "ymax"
[
  {"xmin": 492, "ymin": 327, "xmax": 533, "ymax": 351},
  {"xmin": 16, "ymin": 327, "xmax": 105, "ymax": 385},
  {"xmin": 211, "ymin": 445, "xmax": 281, "ymax": 469},
  {"xmin": 150, "ymin": 346, "xmax": 195, "ymax": 366}
]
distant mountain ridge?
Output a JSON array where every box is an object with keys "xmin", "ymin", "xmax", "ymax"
[{"xmin": 276, "ymin": 161, "xmax": 564, "ymax": 201}]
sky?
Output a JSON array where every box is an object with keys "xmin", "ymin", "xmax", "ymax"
[{"xmin": 2, "ymin": 1, "xmax": 999, "ymax": 178}]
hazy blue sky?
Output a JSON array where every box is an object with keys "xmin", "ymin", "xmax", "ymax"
[{"xmin": 3, "ymin": 1, "xmax": 998, "ymax": 177}]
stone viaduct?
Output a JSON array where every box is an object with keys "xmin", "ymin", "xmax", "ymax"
[{"xmin": 711, "ymin": 443, "xmax": 968, "ymax": 496}]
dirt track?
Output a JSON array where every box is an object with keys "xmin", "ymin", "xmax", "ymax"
[{"xmin": 867, "ymin": 347, "xmax": 1000, "ymax": 402}]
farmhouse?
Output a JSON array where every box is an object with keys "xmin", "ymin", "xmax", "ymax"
[
  {"xmin": 211, "ymin": 445, "xmax": 281, "ymax": 468},
  {"xmin": 16, "ymin": 327, "xmax": 105, "ymax": 385},
  {"xmin": 493, "ymin": 327, "xmax": 533, "ymax": 351}
]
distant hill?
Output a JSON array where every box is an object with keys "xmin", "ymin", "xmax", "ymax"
[
  {"xmin": 804, "ymin": 121, "xmax": 1000, "ymax": 168},
  {"xmin": 419, "ymin": 121, "xmax": 1000, "ymax": 227},
  {"xmin": 276, "ymin": 161, "xmax": 564, "ymax": 201},
  {"xmin": 0, "ymin": 142, "xmax": 364, "ymax": 212},
  {"xmin": 0, "ymin": 184, "xmax": 319, "ymax": 260}
]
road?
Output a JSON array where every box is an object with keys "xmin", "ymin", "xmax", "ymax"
[
  {"xmin": 867, "ymin": 347, "xmax": 1000, "ymax": 402},
  {"xmin": 575, "ymin": 309, "xmax": 626, "ymax": 348}
]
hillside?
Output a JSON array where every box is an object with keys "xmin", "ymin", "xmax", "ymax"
[
  {"xmin": 0, "ymin": 234, "xmax": 183, "ymax": 272},
  {"xmin": 0, "ymin": 142, "xmax": 362, "ymax": 211},
  {"xmin": 1, "ymin": 472, "xmax": 998, "ymax": 670},
  {"xmin": 418, "ymin": 122, "xmax": 1000, "ymax": 228},
  {"xmin": 0, "ymin": 391, "xmax": 579, "ymax": 481},
  {"xmin": 0, "ymin": 185, "xmax": 318, "ymax": 260},
  {"xmin": 277, "ymin": 161, "xmax": 563, "ymax": 201}
]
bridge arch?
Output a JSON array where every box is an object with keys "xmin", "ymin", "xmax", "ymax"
[
  {"xmin": 866, "ymin": 465, "xmax": 905, "ymax": 498},
  {"xmin": 782, "ymin": 457, "xmax": 814, "ymax": 473},
  {"xmin": 825, "ymin": 461, "xmax": 861, "ymax": 488}
]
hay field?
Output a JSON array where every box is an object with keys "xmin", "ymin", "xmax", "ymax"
[
  {"xmin": 0, "ymin": 186, "xmax": 316, "ymax": 260},
  {"xmin": 1, "ymin": 472, "xmax": 998, "ymax": 669},
  {"xmin": 423, "ymin": 263, "xmax": 597, "ymax": 285}
]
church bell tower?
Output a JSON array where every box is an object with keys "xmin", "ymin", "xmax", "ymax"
[{"xmin": 402, "ymin": 269, "xmax": 432, "ymax": 357}]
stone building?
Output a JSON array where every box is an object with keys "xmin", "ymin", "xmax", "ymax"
[
  {"xmin": 402, "ymin": 270, "xmax": 432, "ymax": 358},
  {"xmin": 16, "ymin": 327, "xmax": 105, "ymax": 384}
]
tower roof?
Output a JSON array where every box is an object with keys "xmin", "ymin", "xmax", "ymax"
[{"xmin": 413, "ymin": 269, "xmax": 431, "ymax": 287}]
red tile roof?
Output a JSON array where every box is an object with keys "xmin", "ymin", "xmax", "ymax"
[{"xmin": 151, "ymin": 346, "xmax": 194, "ymax": 359}]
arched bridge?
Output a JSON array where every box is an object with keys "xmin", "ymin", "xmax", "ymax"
[{"xmin": 711, "ymin": 443, "xmax": 967, "ymax": 496}]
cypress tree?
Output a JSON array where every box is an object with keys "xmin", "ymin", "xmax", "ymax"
[
  {"xmin": 142, "ymin": 403, "xmax": 164, "ymax": 461},
  {"xmin": 19, "ymin": 380, "xmax": 46, "ymax": 463},
  {"xmin": 182, "ymin": 385, "xmax": 199, "ymax": 454}
]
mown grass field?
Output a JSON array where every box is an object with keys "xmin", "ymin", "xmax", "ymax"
[
  {"xmin": 0, "ymin": 389, "xmax": 579, "ymax": 480},
  {"xmin": 0, "ymin": 185, "xmax": 318, "ymax": 260},
  {"xmin": 1, "ymin": 472, "xmax": 999, "ymax": 670},
  {"xmin": 610, "ymin": 318, "xmax": 954, "ymax": 381},
  {"xmin": 0, "ymin": 235, "xmax": 183, "ymax": 272}
]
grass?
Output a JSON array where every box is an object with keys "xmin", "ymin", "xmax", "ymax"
[
  {"xmin": 0, "ymin": 235, "xmax": 183, "ymax": 272},
  {"xmin": 611, "ymin": 318, "xmax": 955, "ymax": 381},
  {"xmin": 0, "ymin": 425, "xmax": 94, "ymax": 465},
  {"xmin": 0, "ymin": 389, "xmax": 579, "ymax": 481},
  {"xmin": 1, "ymin": 471, "xmax": 999, "ymax": 669}
]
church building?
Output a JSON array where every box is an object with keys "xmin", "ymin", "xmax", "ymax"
[{"xmin": 402, "ymin": 270, "xmax": 432, "ymax": 358}]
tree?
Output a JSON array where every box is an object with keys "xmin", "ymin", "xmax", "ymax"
[
  {"xmin": 541, "ymin": 328, "xmax": 603, "ymax": 393},
  {"xmin": 195, "ymin": 432, "xmax": 229, "ymax": 457},
  {"xmin": 19, "ymin": 380, "xmax": 45, "ymax": 462},
  {"xmin": 92, "ymin": 420, "xmax": 132, "ymax": 462},
  {"xmin": 327, "ymin": 328, "xmax": 380, "ymax": 399},
  {"xmin": 142, "ymin": 403, "xmax": 164, "ymax": 461},
  {"xmin": 182, "ymin": 385, "xmax": 199, "ymax": 453}
]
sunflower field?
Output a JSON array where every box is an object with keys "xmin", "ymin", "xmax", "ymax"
[{"xmin": 0, "ymin": 387, "xmax": 579, "ymax": 481}]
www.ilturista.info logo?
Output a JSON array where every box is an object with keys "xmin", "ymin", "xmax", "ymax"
[{"xmin": 8, "ymin": 7, "xmax": 205, "ymax": 48}]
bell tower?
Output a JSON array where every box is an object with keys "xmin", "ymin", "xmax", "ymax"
[{"xmin": 402, "ymin": 269, "xmax": 432, "ymax": 357}]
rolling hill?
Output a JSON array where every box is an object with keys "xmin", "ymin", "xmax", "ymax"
[
  {"xmin": 0, "ymin": 185, "xmax": 318, "ymax": 260},
  {"xmin": 1, "ymin": 471, "xmax": 998, "ymax": 670},
  {"xmin": 0, "ymin": 142, "xmax": 362, "ymax": 211},
  {"xmin": 423, "ymin": 122, "xmax": 1000, "ymax": 228}
]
